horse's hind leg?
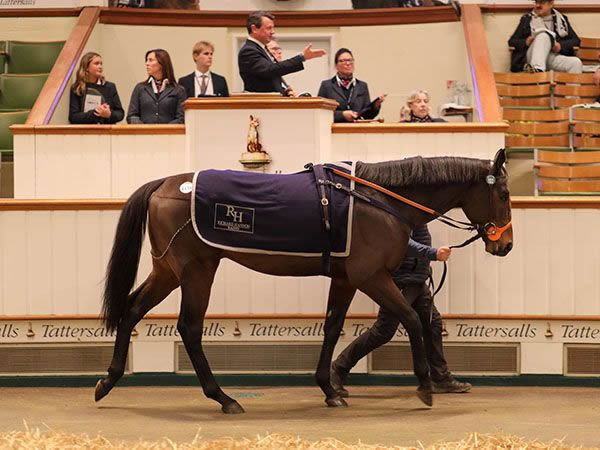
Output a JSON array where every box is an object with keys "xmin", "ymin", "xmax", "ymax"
[
  {"xmin": 177, "ymin": 258, "xmax": 244, "ymax": 414},
  {"xmin": 95, "ymin": 263, "xmax": 179, "ymax": 402},
  {"xmin": 359, "ymin": 271, "xmax": 432, "ymax": 407},
  {"xmin": 315, "ymin": 277, "xmax": 355, "ymax": 407}
]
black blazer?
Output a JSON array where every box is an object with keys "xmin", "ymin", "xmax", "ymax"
[
  {"xmin": 69, "ymin": 81, "xmax": 124, "ymax": 124},
  {"xmin": 508, "ymin": 11, "xmax": 580, "ymax": 72},
  {"xmin": 178, "ymin": 71, "xmax": 229, "ymax": 98},
  {"xmin": 126, "ymin": 81, "xmax": 186, "ymax": 124},
  {"xmin": 238, "ymin": 39, "xmax": 304, "ymax": 93},
  {"xmin": 317, "ymin": 76, "xmax": 380, "ymax": 123}
]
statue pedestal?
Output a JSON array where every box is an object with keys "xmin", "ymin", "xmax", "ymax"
[{"xmin": 184, "ymin": 96, "xmax": 337, "ymax": 174}]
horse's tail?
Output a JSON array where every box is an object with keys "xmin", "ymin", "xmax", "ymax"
[{"xmin": 102, "ymin": 178, "xmax": 166, "ymax": 332}]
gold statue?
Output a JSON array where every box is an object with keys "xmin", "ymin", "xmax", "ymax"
[
  {"xmin": 246, "ymin": 114, "xmax": 262, "ymax": 153},
  {"xmin": 240, "ymin": 114, "xmax": 271, "ymax": 169}
]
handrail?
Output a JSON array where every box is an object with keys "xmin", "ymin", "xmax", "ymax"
[
  {"xmin": 0, "ymin": 8, "xmax": 81, "ymax": 17},
  {"xmin": 98, "ymin": 6, "xmax": 458, "ymax": 27},
  {"xmin": 480, "ymin": 4, "xmax": 600, "ymax": 13},
  {"xmin": 461, "ymin": 4, "xmax": 502, "ymax": 123},
  {"xmin": 11, "ymin": 124, "xmax": 185, "ymax": 135},
  {"xmin": 26, "ymin": 7, "xmax": 100, "ymax": 125},
  {"xmin": 2, "ymin": 196, "xmax": 600, "ymax": 210},
  {"xmin": 331, "ymin": 122, "xmax": 508, "ymax": 133}
]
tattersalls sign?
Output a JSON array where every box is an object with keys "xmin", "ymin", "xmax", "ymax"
[{"xmin": 1, "ymin": 319, "xmax": 600, "ymax": 344}]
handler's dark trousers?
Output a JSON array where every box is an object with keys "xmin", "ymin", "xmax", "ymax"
[{"xmin": 333, "ymin": 283, "xmax": 451, "ymax": 382}]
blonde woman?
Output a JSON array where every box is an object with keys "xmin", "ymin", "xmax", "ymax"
[
  {"xmin": 69, "ymin": 52, "xmax": 124, "ymax": 124},
  {"xmin": 400, "ymin": 89, "xmax": 446, "ymax": 123}
]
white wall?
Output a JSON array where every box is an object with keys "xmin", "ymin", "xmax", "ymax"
[{"xmin": 1, "ymin": 204, "xmax": 598, "ymax": 317}]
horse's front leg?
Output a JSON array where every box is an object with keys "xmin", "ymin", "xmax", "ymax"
[
  {"xmin": 315, "ymin": 277, "xmax": 356, "ymax": 407},
  {"xmin": 359, "ymin": 271, "xmax": 433, "ymax": 407}
]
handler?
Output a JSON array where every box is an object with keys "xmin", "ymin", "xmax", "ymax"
[{"xmin": 331, "ymin": 224, "xmax": 472, "ymax": 396}]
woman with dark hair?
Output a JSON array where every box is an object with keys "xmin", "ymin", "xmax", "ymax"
[
  {"xmin": 317, "ymin": 47, "xmax": 385, "ymax": 123},
  {"xmin": 126, "ymin": 48, "xmax": 186, "ymax": 124},
  {"xmin": 69, "ymin": 52, "xmax": 124, "ymax": 124}
]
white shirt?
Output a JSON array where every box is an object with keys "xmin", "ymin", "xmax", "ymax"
[
  {"xmin": 148, "ymin": 77, "xmax": 169, "ymax": 94},
  {"xmin": 194, "ymin": 70, "xmax": 213, "ymax": 97}
]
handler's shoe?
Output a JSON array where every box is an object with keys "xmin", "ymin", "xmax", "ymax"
[
  {"xmin": 432, "ymin": 377, "xmax": 472, "ymax": 393},
  {"xmin": 330, "ymin": 362, "xmax": 349, "ymax": 398}
]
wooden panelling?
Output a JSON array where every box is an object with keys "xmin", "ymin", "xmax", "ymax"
[
  {"xmin": 26, "ymin": 7, "xmax": 100, "ymax": 125},
  {"xmin": 98, "ymin": 6, "xmax": 458, "ymax": 27},
  {"xmin": 503, "ymin": 109, "xmax": 569, "ymax": 121},
  {"xmin": 461, "ymin": 4, "xmax": 502, "ymax": 123}
]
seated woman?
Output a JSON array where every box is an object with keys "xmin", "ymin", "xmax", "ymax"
[
  {"xmin": 69, "ymin": 52, "xmax": 124, "ymax": 124},
  {"xmin": 400, "ymin": 89, "xmax": 446, "ymax": 123},
  {"xmin": 127, "ymin": 48, "xmax": 186, "ymax": 124}
]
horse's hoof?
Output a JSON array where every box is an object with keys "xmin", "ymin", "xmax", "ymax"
[
  {"xmin": 417, "ymin": 388, "xmax": 433, "ymax": 407},
  {"xmin": 222, "ymin": 401, "xmax": 245, "ymax": 414},
  {"xmin": 335, "ymin": 387, "xmax": 349, "ymax": 398},
  {"xmin": 94, "ymin": 379, "xmax": 112, "ymax": 402},
  {"xmin": 325, "ymin": 396, "xmax": 348, "ymax": 407}
]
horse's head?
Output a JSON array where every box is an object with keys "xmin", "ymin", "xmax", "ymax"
[{"xmin": 462, "ymin": 149, "xmax": 513, "ymax": 257}]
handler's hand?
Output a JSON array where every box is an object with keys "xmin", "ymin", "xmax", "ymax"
[
  {"xmin": 526, "ymin": 36, "xmax": 534, "ymax": 47},
  {"xmin": 436, "ymin": 246, "xmax": 451, "ymax": 262},
  {"xmin": 302, "ymin": 43, "xmax": 326, "ymax": 61}
]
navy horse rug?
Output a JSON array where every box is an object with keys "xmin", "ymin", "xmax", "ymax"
[{"xmin": 191, "ymin": 162, "xmax": 355, "ymax": 256}]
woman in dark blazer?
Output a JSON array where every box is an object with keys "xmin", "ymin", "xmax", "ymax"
[
  {"xmin": 317, "ymin": 48, "xmax": 385, "ymax": 123},
  {"xmin": 69, "ymin": 52, "xmax": 124, "ymax": 124},
  {"xmin": 127, "ymin": 48, "xmax": 186, "ymax": 124},
  {"xmin": 400, "ymin": 89, "xmax": 446, "ymax": 123}
]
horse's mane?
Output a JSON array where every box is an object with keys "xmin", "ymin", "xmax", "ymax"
[{"xmin": 355, "ymin": 156, "xmax": 489, "ymax": 187}]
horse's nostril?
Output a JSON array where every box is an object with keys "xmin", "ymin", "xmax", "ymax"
[{"xmin": 506, "ymin": 243, "xmax": 513, "ymax": 253}]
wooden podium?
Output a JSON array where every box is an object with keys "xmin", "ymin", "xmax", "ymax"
[{"xmin": 184, "ymin": 96, "xmax": 338, "ymax": 174}]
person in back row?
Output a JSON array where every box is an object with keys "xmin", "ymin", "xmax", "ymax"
[
  {"xmin": 127, "ymin": 48, "xmax": 186, "ymax": 124},
  {"xmin": 266, "ymin": 39, "xmax": 296, "ymax": 97},
  {"xmin": 238, "ymin": 10, "xmax": 326, "ymax": 94},
  {"xmin": 69, "ymin": 52, "xmax": 124, "ymax": 124},
  {"xmin": 317, "ymin": 48, "xmax": 385, "ymax": 123},
  {"xmin": 179, "ymin": 41, "xmax": 229, "ymax": 98},
  {"xmin": 400, "ymin": 89, "xmax": 446, "ymax": 123},
  {"xmin": 508, "ymin": 0, "xmax": 581, "ymax": 73}
]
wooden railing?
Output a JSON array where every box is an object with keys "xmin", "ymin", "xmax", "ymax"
[
  {"xmin": 99, "ymin": 5, "xmax": 459, "ymax": 27},
  {"xmin": 25, "ymin": 7, "xmax": 100, "ymax": 125},
  {"xmin": 461, "ymin": 4, "xmax": 502, "ymax": 123}
]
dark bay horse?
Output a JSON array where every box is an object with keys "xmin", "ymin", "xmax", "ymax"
[{"xmin": 95, "ymin": 149, "xmax": 513, "ymax": 413}]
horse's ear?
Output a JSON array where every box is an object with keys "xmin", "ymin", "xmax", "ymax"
[{"xmin": 491, "ymin": 148, "xmax": 507, "ymax": 175}]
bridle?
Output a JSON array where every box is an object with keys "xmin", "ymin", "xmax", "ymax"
[
  {"xmin": 327, "ymin": 167, "xmax": 512, "ymax": 247},
  {"xmin": 325, "ymin": 165, "xmax": 512, "ymax": 298}
]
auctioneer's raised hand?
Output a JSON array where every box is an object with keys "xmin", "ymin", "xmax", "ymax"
[{"xmin": 302, "ymin": 43, "xmax": 326, "ymax": 61}]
